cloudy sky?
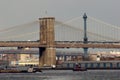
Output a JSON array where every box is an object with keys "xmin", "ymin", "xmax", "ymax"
[{"xmin": 0, "ymin": 0, "xmax": 120, "ymax": 29}]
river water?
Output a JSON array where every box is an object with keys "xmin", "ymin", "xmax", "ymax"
[{"xmin": 0, "ymin": 70, "xmax": 120, "ymax": 80}]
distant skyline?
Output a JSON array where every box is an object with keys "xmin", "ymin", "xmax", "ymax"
[{"xmin": 0, "ymin": 0, "xmax": 120, "ymax": 29}]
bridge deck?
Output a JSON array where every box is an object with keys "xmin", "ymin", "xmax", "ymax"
[{"xmin": 0, "ymin": 41, "xmax": 120, "ymax": 48}]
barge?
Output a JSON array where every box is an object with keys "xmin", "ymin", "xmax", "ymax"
[{"xmin": 62, "ymin": 61, "xmax": 120, "ymax": 70}]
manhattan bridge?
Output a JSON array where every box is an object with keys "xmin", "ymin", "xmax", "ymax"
[{"xmin": 0, "ymin": 13, "xmax": 120, "ymax": 66}]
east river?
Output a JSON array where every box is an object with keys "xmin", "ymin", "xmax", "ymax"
[{"xmin": 0, "ymin": 70, "xmax": 120, "ymax": 80}]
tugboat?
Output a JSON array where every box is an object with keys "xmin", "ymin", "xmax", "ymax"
[
  {"xmin": 28, "ymin": 65, "xmax": 42, "ymax": 73},
  {"xmin": 73, "ymin": 64, "xmax": 87, "ymax": 71}
]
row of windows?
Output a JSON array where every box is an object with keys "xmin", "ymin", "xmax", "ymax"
[{"xmin": 62, "ymin": 62, "xmax": 120, "ymax": 68}]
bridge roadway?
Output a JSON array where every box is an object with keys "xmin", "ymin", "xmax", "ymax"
[{"xmin": 0, "ymin": 41, "xmax": 120, "ymax": 48}]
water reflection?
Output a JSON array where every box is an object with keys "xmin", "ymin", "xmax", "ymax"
[{"xmin": 0, "ymin": 70, "xmax": 120, "ymax": 80}]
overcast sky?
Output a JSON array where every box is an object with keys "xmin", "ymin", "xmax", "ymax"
[{"xmin": 0, "ymin": 0, "xmax": 120, "ymax": 29}]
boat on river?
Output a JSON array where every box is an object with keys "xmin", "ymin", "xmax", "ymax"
[{"xmin": 73, "ymin": 64, "xmax": 87, "ymax": 71}]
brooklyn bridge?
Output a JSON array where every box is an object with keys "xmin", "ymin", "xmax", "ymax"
[{"xmin": 0, "ymin": 13, "xmax": 120, "ymax": 67}]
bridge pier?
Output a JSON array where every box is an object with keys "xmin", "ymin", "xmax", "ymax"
[
  {"xmin": 83, "ymin": 47, "xmax": 89, "ymax": 60},
  {"xmin": 39, "ymin": 47, "xmax": 45, "ymax": 67},
  {"xmin": 44, "ymin": 48, "xmax": 56, "ymax": 66},
  {"xmin": 83, "ymin": 13, "xmax": 89, "ymax": 61},
  {"xmin": 39, "ymin": 47, "xmax": 56, "ymax": 67},
  {"xmin": 39, "ymin": 17, "xmax": 56, "ymax": 67}
]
